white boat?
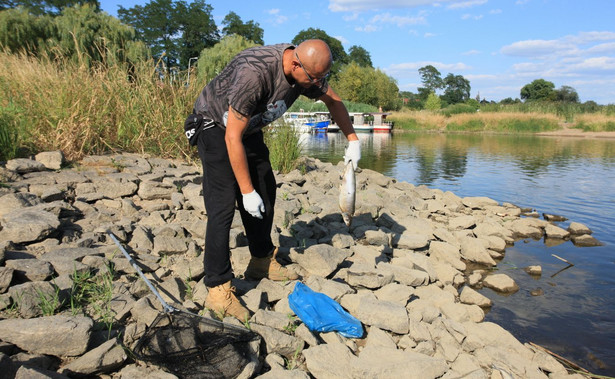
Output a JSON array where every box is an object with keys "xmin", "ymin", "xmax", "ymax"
[
  {"xmin": 329, "ymin": 112, "xmax": 393, "ymax": 133},
  {"xmin": 282, "ymin": 112, "xmax": 330, "ymax": 133}
]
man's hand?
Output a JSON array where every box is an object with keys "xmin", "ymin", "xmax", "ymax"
[
  {"xmin": 344, "ymin": 140, "xmax": 361, "ymax": 171},
  {"xmin": 242, "ymin": 190, "xmax": 265, "ymax": 219}
]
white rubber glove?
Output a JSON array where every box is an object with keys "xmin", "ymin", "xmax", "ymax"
[
  {"xmin": 242, "ymin": 189, "xmax": 265, "ymax": 219},
  {"xmin": 344, "ymin": 140, "xmax": 361, "ymax": 171}
]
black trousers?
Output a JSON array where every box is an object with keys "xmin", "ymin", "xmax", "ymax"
[{"xmin": 197, "ymin": 126, "xmax": 276, "ymax": 287}]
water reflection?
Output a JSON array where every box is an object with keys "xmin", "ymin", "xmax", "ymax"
[{"xmin": 301, "ymin": 132, "xmax": 615, "ymax": 375}]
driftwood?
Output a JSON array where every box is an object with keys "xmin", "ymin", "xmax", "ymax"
[
  {"xmin": 529, "ymin": 342, "xmax": 591, "ymax": 375},
  {"xmin": 551, "ymin": 254, "xmax": 574, "ymax": 266}
]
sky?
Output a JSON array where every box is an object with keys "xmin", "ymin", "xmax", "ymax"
[{"xmin": 99, "ymin": 0, "xmax": 615, "ymax": 104}]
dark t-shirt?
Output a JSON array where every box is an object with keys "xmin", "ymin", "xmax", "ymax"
[{"xmin": 193, "ymin": 43, "xmax": 328, "ymax": 136}]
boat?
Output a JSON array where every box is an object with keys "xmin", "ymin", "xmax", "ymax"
[
  {"xmin": 282, "ymin": 112, "xmax": 330, "ymax": 133},
  {"xmin": 328, "ymin": 112, "xmax": 393, "ymax": 133}
]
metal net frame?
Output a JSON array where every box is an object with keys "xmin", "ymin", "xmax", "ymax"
[{"xmin": 132, "ymin": 310, "xmax": 260, "ymax": 379}]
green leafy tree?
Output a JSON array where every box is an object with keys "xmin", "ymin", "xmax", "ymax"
[
  {"xmin": 177, "ymin": 0, "xmax": 219, "ymax": 68},
  {"xmin": 441, "ymin": 73, "xmax": 471, "ymax": 104},
  {"xmin": 196, "ymin": 34, "xmax": 257, "ymax": 85},
  {"xmin": 119, "ymin": 0, "xmax": 218, "ymax": 70},
  {"xmin": 0, "ymin": 4, "xmax": 147, "ymax": 65},
  {"xmin": 0, "ymin": 7, "xmax": 54, "ymax": 53},
  {"xmin": 520, "ymin": 79, "xmax": 555, "ymax": 101},
  {"xmin": 348, "ymin": 45, "xmax": 372, "ymax": 67},
  {"xmin": 3, "ymin": 0, "xmax": 99, "ymax": 16},
  {"xmin": 417, "ymin": 65, "xmax": 443, "ymax": 100},
  {"xmin": 118, "ymin": 0, "xmax": 180, "ymax": 69},
  {"xmin": 424, "ymin": 92, "xmax": 441, "ymax": 111},
  {"xmin": 292, "ymin": 28, "xmax": 348, "ymax": 77},
  {"xmin": 554, "ymin": 85, "xmax": 579, "ymax": 103},
  {"xmin": 332, "ymin": 62, "xmax": 400, "ymax": 110},
  {"xmin": 221, "ymin": 11, "xmax": 263, "ymax": 45}
]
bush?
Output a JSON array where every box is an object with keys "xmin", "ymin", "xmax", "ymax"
[
  {"xmin": 263, "ymin": 121, "xmax": 301, "ymax": 174},
  {"xmin": 446, "ymin": 119, "xmax": 484, "ymax": 131}
]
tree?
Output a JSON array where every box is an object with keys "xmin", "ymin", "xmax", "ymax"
[
  {"xmin": 441, "ymin": 73, "xmax": 471, "ymax": 104},
  {"xmin": 221, "ymin": 11, "xmax": 263, "ymax": 45},
  {"xmin": 348, "ymin": 45, "xmax": 372, "ymax": 67},
  {"xmin": 196, "ymin": 34, "xmax": 257, "ymax": 85},
  {"xmin": 177, "ymin": 0, "xmax": 219, "ymax": 68},
  {"xmin": 332, "ymin": 62, "xmax": 400, "ymax": 110},
  {"xmin": 3, "ymin": 0, "xmax": 100, "ymax": 16},
  {"xmin": 424, "ymin": 92, "xmax": 441, "ymax": 111},
  {"xmin": 520, "ymin": 79, "xmax": 555, "ymax": 101},
  {"xmin": 0, "ymin": 4, "xmax": 147, "ymax": 65},
  {"xmin": 292, "ymin": 28, "xmax": 348, "ymax": 77},
  {"xmin": 554, "ymin": 85, "xmax": 579, "ymax": 103},
  {"xmin": 417, "ymin": 65, "xmax": 443, "ymax": 100},
  {"xmin": 118, "ymin": 0, "xmax": 218, "ymax": 70}
]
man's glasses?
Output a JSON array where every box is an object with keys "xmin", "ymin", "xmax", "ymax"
[{"xmin": 295, "ymin": 52, "xmax": 329, "ymax": 85}]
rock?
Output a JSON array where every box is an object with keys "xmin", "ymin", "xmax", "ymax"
[
  {"xmin": 6, "ymin": 158, "xmax": 47, "ymax": 173},
  {"xmin": 15, "ymin": 365, "xmax": 71, "ymax": 379},
  {"xmin": 525, "ymin": 266, "xmax": 542, "ymax": 275},
  {"xmin": 0, "ymin": 315, "xmax": 93, "ymax": 356},
  {"xmin": 482, "ymin": 274, "xmax": 519, "ymax": 293},
  {"xmin": 567, "ymin": 222, "xmax": 592, "ymax": 235},
  {"xmin": 303, "ymin": 342, "xmax": 357, "ymax": 379},
  {"xmin": 289, "ymin": 244, "xmax": 350, "ymax": 278},
  {"xmin": 249, "ymin": 323, "xmax": 304, "ymax": 357},
  {"xmin": 543, "ymin": 213, "xmax": 567, "ymax": 222},
  {"xmin": 544, "ymin": 224, "xmax": 570, "ymax": 239},
  {"xmin": 343, "ymin": 264, "xmax": 393, "ymax": 289},
  {"xmin": 355, "ymin": 295, "xmax": 409, "ymax": 334},
  {"xmin": 0, "ymin": 267, "xmax": 14, "ymax": 293},
  {"xmin": 459, "ymin": 237, "xmax": 496, "ymax": 266},
  {"xmin": 59, "ymin": 338, "xmax": 127, "ymax": 376},
  {"xmin": 354, "ymin": 346, "xmax": 448, "ymax": 378},
  {"xmin": 571, "ymin": 234, "xmax": 602, "ymax": 247},
  {"xmin": 5, "ymin": 259, "xmax": 54, "ymax": 281},
  {"xmin": 0, "ymin": 209, "xmax": 60, "ymax": 244},
  {"xmin": 462, "ymin": 197, "xmax": 499, "ymax": 209},
  {"xmin": 460, "ymin": 286, "xmax": 493, "ymax": 308},
  {"xmin": 392, "ymin": 232, "xmax": 430, "ymax": 250},
  {"xmin": 0, "ymin": 192, "xmax": 41, "ymax": 218},
  {"xmin": 8, "ymin": 281, "xmax": 60, "ymax": 318},
  {"xmin": 35, "ymin": 151, "xmax": 65, "ymax": 170}
]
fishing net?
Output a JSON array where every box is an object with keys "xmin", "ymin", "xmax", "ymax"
[{"xmin": 132, "ymin": 310, "xmax": 261, "ymax": 379}]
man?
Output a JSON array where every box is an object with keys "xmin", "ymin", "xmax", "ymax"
[{"xmin": 186, "ymin": 39, "xmax": 361, "ymax": 320}]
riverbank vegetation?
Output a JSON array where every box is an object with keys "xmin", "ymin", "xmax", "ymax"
[{"xmin": 2, "ymin": 1, "xmax": 614, "ymax": 166}]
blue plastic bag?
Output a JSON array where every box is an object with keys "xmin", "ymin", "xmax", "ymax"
[{"xmin": 288, "ymin": 282, "xmax": 363, "ymax": 338}]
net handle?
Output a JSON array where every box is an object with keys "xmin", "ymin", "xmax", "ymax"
[{"xmin": 108, "ymin": 231, "xmax": 177, "ymax": 314}]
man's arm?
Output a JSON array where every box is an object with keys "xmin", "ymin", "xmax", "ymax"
[
  {"xmin": 225, "ymin": 105, "xmax": 253, "ymax": 194},
  {"xmin": 319, "ymin": 86, "xmax": 359, "ymax": 142}
]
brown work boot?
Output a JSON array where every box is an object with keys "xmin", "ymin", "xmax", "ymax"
[
  {"xmin": 204, "ymin": 281, "xmax": 250, "ymax": 321},
  {"xmin": 244, "ymin": 248, "xmax": 299, "ymax": 281}
]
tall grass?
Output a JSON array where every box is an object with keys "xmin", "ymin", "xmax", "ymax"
[
  {"xmin": 0, "ymin": 51, "xmax": 199, "ymax": 161},
  {"xmin": 264, "ymin": 121, "xmax": 302, "ymax": 174},
  {"xmin": 390, "ymin": 110, "xmax": 560, "ymax": 133}
]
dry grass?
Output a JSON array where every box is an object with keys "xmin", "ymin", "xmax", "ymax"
[{"xmin": 0, "ymin": 52, "xmax": 198, "ymax": 161}]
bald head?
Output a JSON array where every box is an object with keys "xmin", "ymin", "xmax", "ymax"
[{"xmin": 295, "ymin": 39, "xmax": 333, "ymax": 77}]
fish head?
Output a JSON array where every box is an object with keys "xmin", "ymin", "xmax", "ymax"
[{"xmin": 342, "ymin": 212, "xmax": 352, "ymax": 227}]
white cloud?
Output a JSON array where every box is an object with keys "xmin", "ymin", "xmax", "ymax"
[
  {"xmin": 462, "ymin": 49, "xmax": 481, "ymax": 55},
  {"xmin": 329, "ymin": 0, "xmax": 458, "ymax": 12},
  {"xmin": 501, "ymin": 39, "xmax": 575, "ymax": 58},
  {"xmin": 424, "ymin": 32, "xmax": 437, "ymax": 38},
  {"xmin": 386, "ymin": 61, "xmax": 471, "ymax": 74},
  {"xmin": 335, "ymin": 35, "xmax": 350, "ymax": 44},
  {"xmin": 447, "ymin": 0, "xmax": 487, "ymax": 10},
  {"xmin": 265, "ymin": 8, "xmax": 289, "ymax": 25},
  {"xmin": 355, "ymin": 24, "xmax": 379, "ymax": 33},
  {"xmin": 370, "ymin": 12, "xmax": 428, "ymax": 27},
  {"xmin": 489, "ymin": 8, "xmax": 502, "ymax": 14},
  {"xmin": 461, "ymin": 13, "xmax": 483, "ymax": 20}
]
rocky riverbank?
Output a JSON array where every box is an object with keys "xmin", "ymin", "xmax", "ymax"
[{"xmin": 0, "ymin": 151, "xmax": 599, "ymax": 378}]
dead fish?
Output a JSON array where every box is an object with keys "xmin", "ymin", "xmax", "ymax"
[{"xmin": 339, "ymin": 161, "xmax": 356, "ymax": 226}]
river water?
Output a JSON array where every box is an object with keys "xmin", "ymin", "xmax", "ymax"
[{"xmin": 299, "ymin": 131, "xmax": 615, "ymax": 375}]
